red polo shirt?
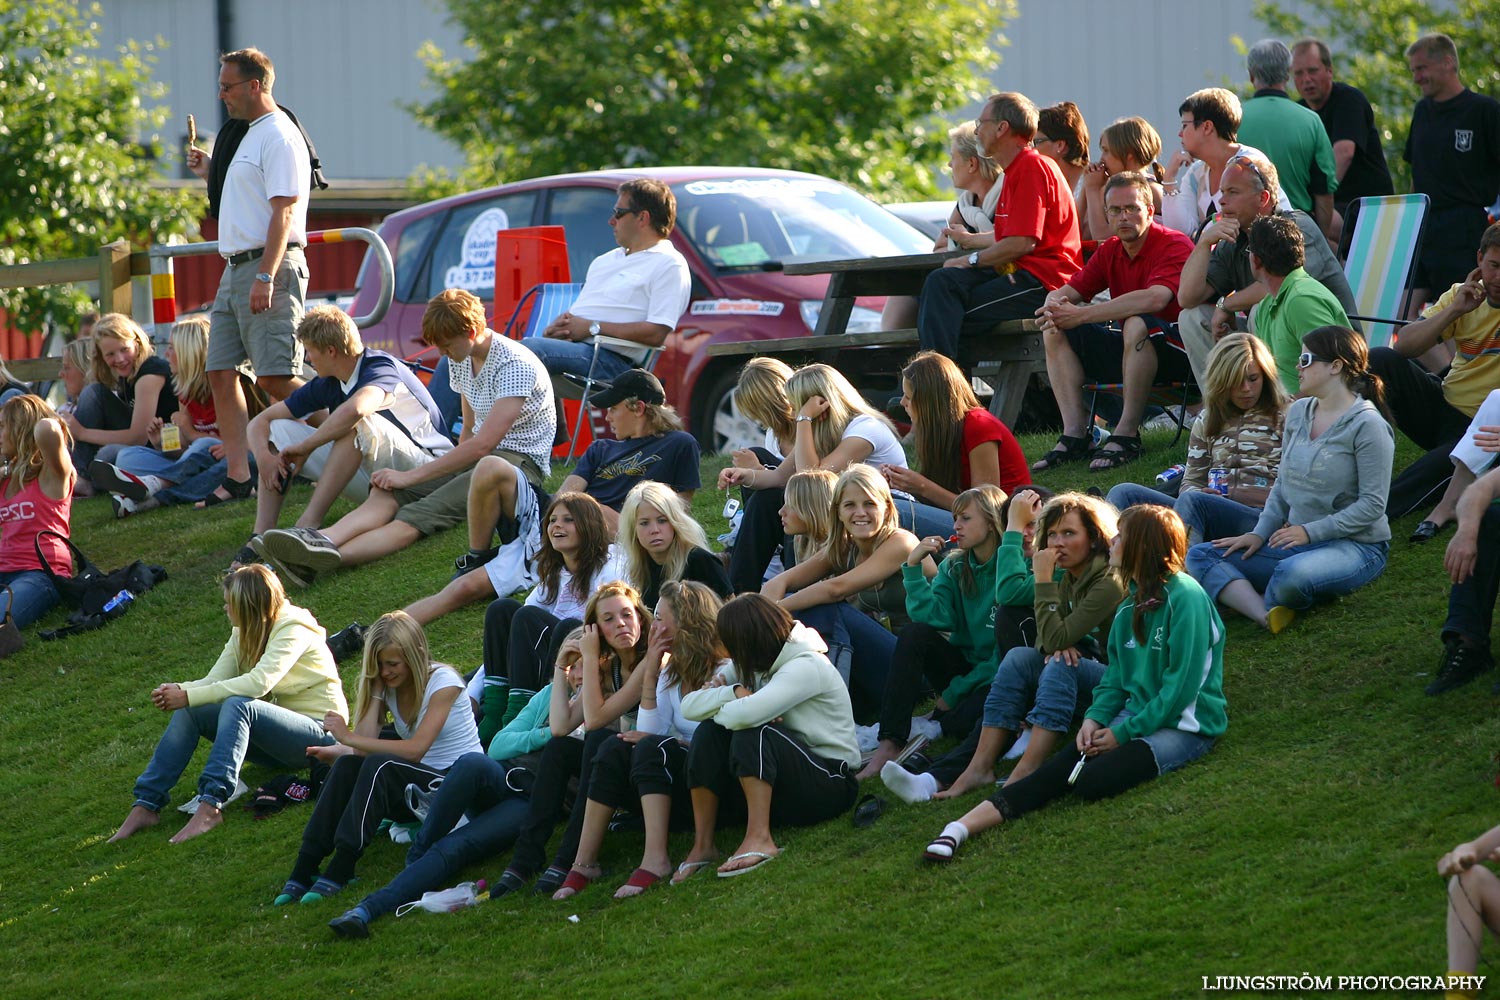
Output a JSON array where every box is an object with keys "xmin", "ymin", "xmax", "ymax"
[
  {"xmin": 1066, "ymin": 222, "xmax": 1194, "ymax": 322},
  {"xmin": 994, "ymin": 147, "xmax": 1083, "ymax": 290}
]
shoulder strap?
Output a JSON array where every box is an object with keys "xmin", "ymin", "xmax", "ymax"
[{"xmin": 33, "ymin": 528, "xmax": 92, "ymax": 585}]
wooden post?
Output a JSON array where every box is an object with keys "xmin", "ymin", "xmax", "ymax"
[{"xmin": 98, "ymin": 240, "xmax": 132, "ymax": 315}]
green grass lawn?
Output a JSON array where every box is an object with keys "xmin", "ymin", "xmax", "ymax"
[{"xmin": 2, "ymin": 429, "xmax": 1490, "ymax": 999}]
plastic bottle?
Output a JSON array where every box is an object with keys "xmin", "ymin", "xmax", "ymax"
[
  {"xmin": 429, "ymin": 880, "xmax": 487, "ymax": 912},
  {"xmin": 102, "ymin": 590, "xmax": 135, "ymax": 615}
]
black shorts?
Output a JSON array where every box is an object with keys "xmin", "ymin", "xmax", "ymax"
[{"xmin": 1063, "ymin": 317, "xmax": 1194, "ymax": 384}]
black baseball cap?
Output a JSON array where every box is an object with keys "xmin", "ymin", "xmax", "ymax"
[{"xmin": 590, "ymin": 368, "xmax": 666, "ymax": 407}]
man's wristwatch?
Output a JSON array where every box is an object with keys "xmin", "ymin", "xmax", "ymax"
[
  {"xmin": 254, "ymin": 272, "xmax": 273, "ymax": 284},
  {"xmin": 587, "ymin": 321, "xmax": 601, "ymax": 338},
  {"xmin": 967, "ymin": 251, "xmax": 981, "ymax": 266}
]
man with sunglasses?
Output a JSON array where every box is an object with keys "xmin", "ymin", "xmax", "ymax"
[
  {"xmin": 188, "ymin": 47, "xmax": 311, "ymax": 507},
  {"xmin": 1176, "ymin": 149, "xmax": 1356, "ymax": 388},
  {"xmin": 522, "ymin": 179, "xmax": 691, "ymax": 392}
]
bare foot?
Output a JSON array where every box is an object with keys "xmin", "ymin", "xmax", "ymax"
[
  {"xmin": 718, "ymin": 839, "xmax": 780, "ymax": 875},
  {"xmin": 855, "ymin": 741, "xmax": 901, "ymax": 781},
  {"xmin": 107, "ymin": 805, "xmax": 160, "ymax": 843},
  {"xmin": 932, "ymin": 768, "xmax": 993, "ymax": 800},
  {"xmin": 168, "ymin": 801, "xmax": 223, "ymax": 844},
  {"xmin": 670, "ymin": 851, "xmax": 720, "ymax": 885}
]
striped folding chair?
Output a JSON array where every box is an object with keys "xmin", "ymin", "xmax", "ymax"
[{"xmin": 1341, "ymin": 193, "xmax": 1429, "ymax": 349}]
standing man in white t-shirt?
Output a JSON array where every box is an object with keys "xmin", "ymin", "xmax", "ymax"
[
  {"xmin": 187, "ymin": 47, "xmax": 312, "ymax": 505},
  {"xmin": 523, "ymin": 178, "xmax": 692, "ymax": 388}
]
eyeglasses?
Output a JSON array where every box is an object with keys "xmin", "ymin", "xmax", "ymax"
[
  {"xmin": 610, "ymin": 206, "xmax": 639, "ymax": 219},
  {"xmin": 975, "ymin": 116, "xmax": 1000, "ymax": 127},
  {"xmin": 1104, "ymin": 204, "xmax": 1147, "ymax": 218},
  {"xmin": 217, "ymin": 78, "xmax": 253, "ymax": 94},
  {"xmin": 1297, "ymin": 351, "xmax": 1330, "ymax": 369},
  {"xmin": 1229, "ymin": 152, "xmax": 1271, "ymax": 192},
  {"xmin": 1178, "ymin": 119, "xmax": 1199, "ymax": 131},
  {"xmin": 1034, "ymin": 134, "xmax": 1056, "ymax": 144}
]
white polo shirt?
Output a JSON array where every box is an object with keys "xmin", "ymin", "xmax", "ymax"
[
  {"xmin": 569, "ymin": 240, "xmax": 692, "ymax": 364},
  {"xmin": 218, "ymin": 110, "xmax": 311, "ymax": 255}
]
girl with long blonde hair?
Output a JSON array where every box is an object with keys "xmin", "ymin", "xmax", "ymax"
[
  {"xmin": 779, "ymin": 469, "xmax": 838, "ymax": 565},
  {"xmin": 0, "ymin": 395, "xmax": 75, "ymax": 626},
  {"xmin": 109, "ymin": 564, "xmax": 346, "ymax": 845},
  {"xmin": 617, "ymin": 480, "xmax": 730, "ymax": 608},
  {"xmin": 63, "ymin": 313, "xmax": 177, "ymax": 481},
  {"xmin": 276, "ymin": 610, "xmax": 481, "ymax": 905}
]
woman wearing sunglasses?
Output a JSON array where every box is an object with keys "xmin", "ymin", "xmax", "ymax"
[{"xmin": 1186, "ymin": 326, "xmax": 1393, "ymax": 633}]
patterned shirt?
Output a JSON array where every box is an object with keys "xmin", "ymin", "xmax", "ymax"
[{"xmin": 447, "ymin": 331, "xmax": 556, "ymax": 476}]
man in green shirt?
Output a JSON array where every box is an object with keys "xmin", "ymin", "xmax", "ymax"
[{"xmin": 1247, "ymin": 215, "xmax": 1351, "ymax": 392}]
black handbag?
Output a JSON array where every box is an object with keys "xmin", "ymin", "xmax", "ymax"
[{"xmin": 0, "ymin": 585, "xmax": 25, "ymax": 659}]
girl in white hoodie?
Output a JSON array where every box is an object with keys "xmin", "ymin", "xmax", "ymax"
[{"xmin": 675, "ymin": 594, "xmax": 860, "ymax": 880}]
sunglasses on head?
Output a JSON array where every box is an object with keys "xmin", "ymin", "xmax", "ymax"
[{"xmin": 1297, "ymin": 351, "xmax": 1331, "ymax": 369}]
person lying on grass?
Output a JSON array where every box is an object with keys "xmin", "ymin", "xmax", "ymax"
[
  {"xmin": 325, "ymin": 650, "xmax": 590, "ymax": 938},
  {"xmin": 858, "ymin": 484, "xmax": 1011, "ymax": 780},
  {"xmin": 910, "ymin": 492, "xmax": 1125, "ymax": 801},
  {"xmin": 923, "ymin": 504, "xmax": 1226, "ymax": 863},
  {"xmin": 1437, "ymin": 820, "xmax": 1500, "ymax": 995},
  {"xmin": 275, "ymin": 611, "xmax": 481, "ymax": 905},
  {"xmin": 1186, "ymin": 324, "xmax": 1393, "ymax": 634},
  {"xmin": 674, "ymin": 594, "xmax": 859, "ymax": 880},
  {"xmin": 764, "ymin": 464, "xmax": 938, "ymax": 721},
  {"xmin": 553, "ymin": 581, "xmax": 733, "ymax": 900},
  {"xmin": 488, "ymin": 582, "xmax": 652, "ymax": 899},
  {"xmin": 109, "ymin": 564, "xmax": 346, "ymax": 845}
]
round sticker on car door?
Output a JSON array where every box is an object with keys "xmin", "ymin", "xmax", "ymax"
[{"xmin": 444, "ymin": 207, "xmax": 510, "ymax": 291}]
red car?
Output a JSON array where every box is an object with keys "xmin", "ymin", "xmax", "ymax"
[{"xmin": 348, "ymin": 167, "xmax": 929, "ymax": 451}]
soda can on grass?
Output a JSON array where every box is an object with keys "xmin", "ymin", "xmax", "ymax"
[
  {"xmin": 1155, "ymin": 464, "xmax": 1185, "ymax": 486},
  {"xmin": 1207, "ymin": 468, "xmax": 1230, "ymax": 495}
]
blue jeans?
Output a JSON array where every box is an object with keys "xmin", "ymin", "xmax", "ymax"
[
  {"xmin": 0, "ymin": 569, "xmax": 60, "ymax": 628},
  {"xmin": 518, "ymin": 338, "xmax": 634, "ymax": 383},
  {"xmin": 71, "ymin": 383, "xmax": 127, "ymax": 470},
  {"xmin": 982, "ymin": 646, "xmax": 1108, "ymax": 733},
  {"xmin": 1186, "ymin": 537, "xmax": 1389, "ymax": 610},
  {"xmin": 895, "ymin": 496, "xmax": 956, "ymax": 541},
  {"xmin": 115, "ymin": 438, "xmax": 234, "ymax": 505},
  {"xmin": 357, "ymin": 753, "xmax": 529, "ymax": 921},
  {"xmin": 131, "ymin": 696, "xmax": 333, "ymax": 811},
  {"xmin": 795, "ymin": 602, "xmax": 895, "ymax": 720},
  {"xmin": 1173, "ymin": 490, "xmax": 1261, "ymax": 547},
  {"xmin": 1106, "ymin": 482, "xmax": 1175, "ymax": 512},
  {"xmin": 1110, "ymin": 709, "xmax": 1217, "ymax": 775}
]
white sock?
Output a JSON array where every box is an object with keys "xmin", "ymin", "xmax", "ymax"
[
  {"xmin": 140, "ymin": 474, "xmax": 166, "ymax": 496},
  {"xmin": 942, "ymin": 821, "xmax": 969, "ymax": 846},
  {"xmin": 926, "ymin": 821, "xmax": 970, "ymax": 859},
  {"xmin": 880, "ymin": 762, "xmax": 938, "ymax": 804}
]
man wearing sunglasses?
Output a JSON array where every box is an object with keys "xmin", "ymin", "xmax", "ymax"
[
  {"xmin": 1176, "ymin": 149, "xmax": 1356, "ymax": 389},
  {"xmin": 525, "ymin": 179, "xmax": 691, "ymax": 391}
]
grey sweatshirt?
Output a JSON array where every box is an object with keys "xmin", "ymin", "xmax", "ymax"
[{"xmin": 1252, "ymin": 396, "xmax": 1393, "ymax": 545}]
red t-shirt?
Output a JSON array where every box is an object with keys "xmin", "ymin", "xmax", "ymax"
[
  {"xmin": 994, "ymin": 147, "xmax": 1083, "ymax": 290},
  {"xmin": 961, "ymin": 407, "xmax": 1030, "ymax": 494},
  {"xmin": 1067, "ymin": 222, "xmax": 1194, "ymax": 322},
  {"xmin": 182, "ymin": 396, "xmax": 219, "ymax": 437}
]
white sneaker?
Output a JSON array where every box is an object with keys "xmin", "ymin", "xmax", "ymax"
[
  {"xmin": 111, "ymin": 494, "xmax": 138, "ymax": 519},
  {"xmin": 176, "ymin": 778, "xmax": 250, "ymax": 813}
]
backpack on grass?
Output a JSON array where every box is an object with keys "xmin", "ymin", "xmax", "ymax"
[{"xmin": 34, "ymin": 530, "xmax": 166, "ymax": 640}]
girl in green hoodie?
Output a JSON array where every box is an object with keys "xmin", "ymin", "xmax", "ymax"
[{"xmin": 923, "ymin": 504, "xmax": 1227, "ymax": 863}]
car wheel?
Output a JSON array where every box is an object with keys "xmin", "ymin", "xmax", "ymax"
[{"xmin": 693, "ymin": 364, "xmax": 763, "ymax": 455}]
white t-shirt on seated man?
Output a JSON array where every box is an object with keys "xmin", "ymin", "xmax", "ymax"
[{"xmin": 523, "ymin": 178, "xmax": 692, "ymax": 382}]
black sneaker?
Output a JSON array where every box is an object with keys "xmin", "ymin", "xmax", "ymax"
[
  {"xmin": 453, "ymin": 547, "xmax": 500, "ymax": 577},
  {"xmin": 1426, "ymin": 638, "xmax": 1494, "ymax": 695},
  {"xmin": 328, "ymin": 622, "xmax": 367, "ymax": 663}
]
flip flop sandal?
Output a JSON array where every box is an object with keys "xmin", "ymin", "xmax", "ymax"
[
  {"xmin": 852, "ymin": 793, "xmax": 886, "ymax": 829},
  {"xmin": 614, "ymin": 868, "xmax": 664, "ymax": 898},
  {"xmin": 1031, "ymin": 434, "xmax": 1092, "ymax": 473},
  {"xmin": 198, "ymin": 475, "xmax": 255, "ymax": 508},
  {"xmin": 922, "ymin": 835, "xmax": 960, "ymax": 863},
  {"xmin": 1088, "ymin": 434, "xmax": 1143, "ymax": 472},
  {"xmin": 717, "ymin": 851, "xmax": 778, "ymax": 878},
  {"xmin": 551, "ymin": 866, "xmax": 598, "ymax": 900},
  {"xmin": 670, "ymin": 859, "xmax": 717, "ymax": 885}
]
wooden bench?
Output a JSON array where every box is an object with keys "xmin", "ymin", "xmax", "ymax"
[
  {"xmin": 6, "ymin": 356, "xmax": 64, "ymax": 382},
  {"xmin": 705, "ymin": 320, "xmax": 1045, "ymax": 426}
]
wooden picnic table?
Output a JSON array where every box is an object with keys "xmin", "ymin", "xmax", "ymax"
[{"xmin": 705, "ymin": 251, "xmax": 1045, "ymax": 426}]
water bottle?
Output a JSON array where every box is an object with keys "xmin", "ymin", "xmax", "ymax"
[{"xmin": 102, "ymin": 590, "xmax": 135, "ymax": 615}]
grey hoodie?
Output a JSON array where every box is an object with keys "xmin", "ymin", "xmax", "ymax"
[{"xmin": 1252, "ymin": 396, "xmax": 1393, "ymax": 545}]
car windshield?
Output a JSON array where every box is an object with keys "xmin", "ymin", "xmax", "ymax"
[{"xmin": 672, "ymin": 176, "xmax": 930, "ymax": 271}]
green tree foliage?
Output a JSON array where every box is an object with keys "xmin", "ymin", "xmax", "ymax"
[
  {"xmin": 1254, "ymin": 0, "xmax": 1497, "ymax": 193},
  {"xmin": 411, "ymin": 0, "xmax": 1013, "ymax": 200},
  {"xmin": 0, "ymin": 0, "xmax": 200, "ymax": 335}
]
